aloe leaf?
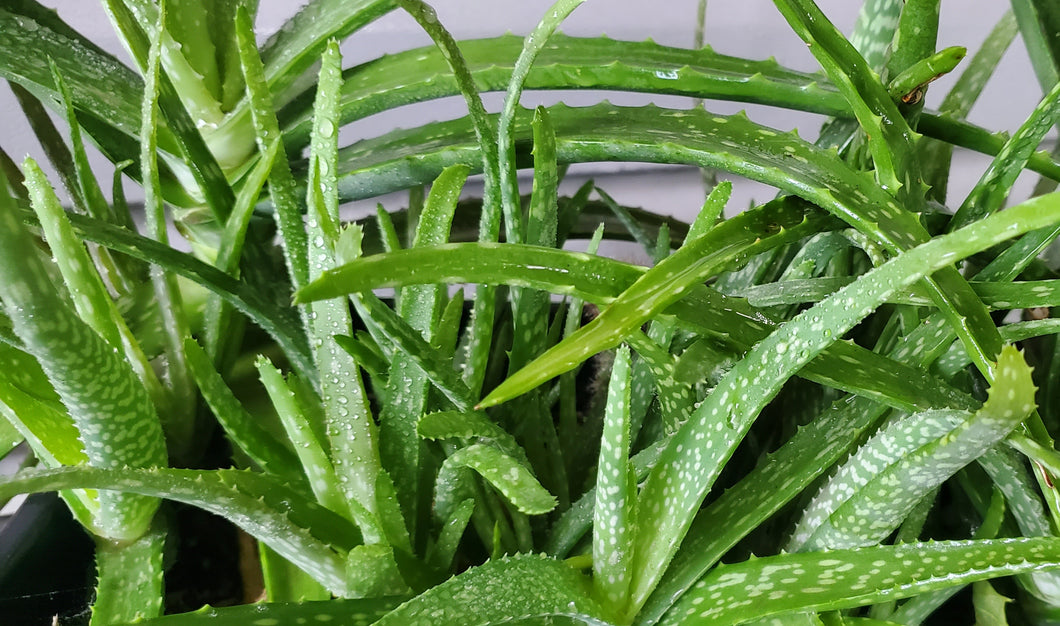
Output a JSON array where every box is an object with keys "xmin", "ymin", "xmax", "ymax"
[
  {"xmin": 91, "ymin": 523, "xmax": 165, "ymax": 625},
  {"xmin": 510, "ymin": 107, "xmax": 560, "ymax": 372},
  {"xmin": 0, "ymin": 466, "xmax": 357, "ymax": 595},
  {"xmin": 950, "ymin": 77, "xmax": 1060, "ymax": 231},
  {"xmin": 0, "ymin": 172, "xmax": 166, "ymax": 540},
  {"xmin": 297, "ymin": 240, "xmax": 977, "ymax": 414},
  {"xmin": 593, "ymin": 346, "xmax": 636, "ymax": 607},
  {"xmin": 275, "ymin": 34, "xmax": 1053, "ymax": 184},
  {"xmin": 259, "ymin": 542, "xmax": 331, "ymax": 603},
  {"xmin": 497, "ymin": 0, "xmax": 586, "ymax": 241},
  {"xmin": 503, "ymin": 106, "xmax": 570, "ymax": 509},
  {"xmin": 235, "ymin": 7, "xmax": 309, "ymax": 294},
  {"xmin": 637, "ymin": 395, "xmax": 889, "ymax": 626},
  {"xmin": 1011, "ymin": 0, "xmax": 1060, "ymax": 92},
  {"xmin": 0, "ymin": 343, "xmax": 96, "ymax": 526},
  {"xmin": 279, "ymin": 34, "xmax": 845, "ymax": 146},
  {"xmin": 389, "ymin": 0, "xmax": 502, "ymax": 408},
  {"xmin": 884, "ymin": 0, "xmax": 944, "ymax": 98},
  {"xmin": 733, "ymin": 278, "xmax": 1060, "ymax": 310},
  {"xmin": 886, "ymin": 487, "xmax": 1007, "ymax": 624},
  {"xmin": 759, "ymin": 3, "xmax": 1009, "ymax": 391},
  {"xmin": 0, "ymin": 8, "xmax": 152, "ymax": 152},
  {"xmin": 112, "ymin": 597, "xmax": 406, "ymax": 626},
  {"xmin": 663, "ymin": 538, "xmax": 1060, "ymax": 624},
  {"xmin": 351, "ymin": 292, "xmax": 476, "ymax": 412},
  {"xmin": 258, "ymin": 0, "xmax": 394, "ymax": 104},
  {"xmin": 395, "ymin": 0, "xmax": 500, "ymax": 223},
  {"xmin": 203, "ymin": 138, "xmax": 280, "ymax": 362},
  {"xmin": 886, "ymin": 46, "xmax": 965, "ymax": 106},
  {"xmin": 797, "ymin": 345, "xmax": 1034, "ymax": 552},
  {"xmin": 300, "ymin": 41, "xmax": 395, "ymax": 549},
  {"xmin": 626, "ymin": 193, "xmax": 1060, "ymax": 616},
  {"xmin": 437, "ymin": 443, "xmax": 556, "ymax": 517},
  {"xmin": 48, "ymin": 61, "xmax": 144, "ymax": 293},
  {"xmin": 977, "ymin": 448, "xmax": 1060, "ymax": 604},
  {"xmin": 596, "ymin": 186, "xmax": 657, "ymax": 258},
  {"xmin": 36, "ymin": 208, "xmax": 314, "ymax": 380},
  {"xmin": 141, "ymin": 7, "xmax": 199, "ymax": 448},
  {"xmin": 627, "ymin": 330, "xmax": 693, "ymax": 437},
  {"xmin": 23, "ymin": 160, "xmax": 159, "ymax": 389},
  {"xmin": 110, "ymin": 0, "xmax": 242, "ymax": 214},
  {"xmin": 427, "ymin": 497, "xmax": 474, "ymax": 573},
  {"xmin": 330, "ymin": 100, "xmax": 1060, "ymax": 209},
  {"xmin": 937, "ymin": 320, "xmax": 1060, "ymax": 376},
  {"xmin": 256, "ymin": 358, "xmax": 350, "ymax": 520},
  {"xmin": 377, "ymin": 165, "xmax": 467, "ymax": 542},
  {"xmin": 183, "ymin": 338, "xmax": 302, "ymax": 482},
  {"xmin": 478, "ymin": 185, "xmax": 813, "ymax": 408},
  {"xmin": 374, "ymin": 553, "xmax": 609, "ymax": 625},
  {"xmin": 921, "ymin": 11, "xmax": 1018, "ymax": 201},
  {"xmin": 850, "ymin": 0, "xmax": 902, "ymax": 71},
  {"xmin": 417, "ymin": 410, "xmax": 526, "ymax": 463},
  {"xmin": 9, "ymin": 81, "xmax": 86, "ymax": 216},
  {"xmin": 773, "ymin": 0, "xmax": 920, "ymax": 204}
]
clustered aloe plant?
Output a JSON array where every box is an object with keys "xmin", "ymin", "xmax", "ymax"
[{"xmin": 2, "ymin": 0, "xmax": 1060, "ymax": 623}]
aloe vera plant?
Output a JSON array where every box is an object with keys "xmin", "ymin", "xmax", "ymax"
[{"xmin": 3, "ymin": 0, "xmax": 1060, "ymax": 624}]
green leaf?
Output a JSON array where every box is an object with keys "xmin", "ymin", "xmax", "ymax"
[
  {"xmin": 302, "ymin": 40, "xmax": 393, "ymax": 549},
  {"xmin": 296, "ymin": 237, "xmax": 981, "ymax": 416},
  {"xmin": 378, "ymin": 164, "xmax": 467, "ymax": 543},
  {"xmin": 497, "ymin": 0, "xmax": 587, "ymax": 242},
  {"xmin": 375, "ymin": 554, "xmax": 609, "ymax": 625},
  {"xmin": 886, "ymin": 46, "xmax": 965, "ymax": 105},
  {"xmin": 795, "ymin": 346, "xmax": 1034, "ymax": 551},
  {"xmin": 850, "ymin": 0, "xmax": 902, "ymax": 71},
  {"xmin": 921, "ymin": 11, "xmax": 1018, "ymax": 201},
  {"xmin": 38, "ymin": 208, "xmax": 314, "ymax": 381},
  {"xmin": 478, "ymin": 185, "xmax": 817, "ymax": 408},
  {"xmin": 1011, "ymin": 0, "xmax": 1060, "ymax": 92},
  {"xmin": 663, "ymin": 538, "xmax": 1060, "ymax": 624},
  {"xmin": 593, "ymin": 345, "xmax": 636, "ymax": 607},
  {"xmin": 638, "ymin": 395, "xmax": 888, "ymax": 626},
  {"xmin": 350, "ymin": 293, "xmax": 476, "ymax": 412},
  {"xmin": 23, "ymin": 159, "xmax": 166, "ymax": 416},
  {"xmin": 140, "ymin": 6, "xmax": 197, "ymax": 448},
  {"xmin": 950, "ymin": 77, "xmax": 1060, "ymax": 231},
  {"xmin": 235, "ymin": 5, "xmax": 309, "ymax": 291},
  {"xmin": 417, "ymin": 410, "xmax": 524, "ymax": 461},
  {"xmin": 256, "ymin": 357, "xmax": 350, "ymax": 519},
  {"xmin": 973, "ymin": 581, "xmax": 1012, "ymax": 626},
  {"xmin": 112, "ymin": 597, "xmax": 405, "ymax": 626},
  {"xmin": 183, "ymin": 338, "xmax": 303, "ymax": 482},
  {"xmin": 0, "ymin": 171, "xmax": 165, "ymax": 541},
  {"xmin": 91, "ymin": 523, "xmax": 165, "ymax": 624},
  {"xmin": 258, "ymin": 0, "xmax": 394, "ymax": 104},
  {"xmin": 427, "ymin": 498, "xmax": 474, "ymax": 573},
  {"xmin": 626, "ymin": 192, "xmax": 1060, "ymax": 617},
  {"xmin": 0, "ymin": 7, "xmax": 153, "ymax": 152},
  {"xmin": 773, "ymin": 0, "xmax": 921, "ymax": 205},
  {"xmin": 0, "ymin": 466, "xmax": 358, "ymax": 596},
  {"xmin": 438, "ymin": 444, "xmax": 556, "ymax": 516}
]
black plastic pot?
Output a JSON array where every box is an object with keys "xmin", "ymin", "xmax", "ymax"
[{"xmin": 0, "ymin": 492, "xmax": 95, "ymax": 625}]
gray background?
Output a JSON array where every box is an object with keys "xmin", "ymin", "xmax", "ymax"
[{"xmin": 0, "ymin": 1, "xmax": 1046, "ymax": 226}]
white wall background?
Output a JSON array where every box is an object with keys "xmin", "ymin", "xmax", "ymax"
[{"xmin": 1, "ymin": 0, "xmax": 1048, "ymax": 228}]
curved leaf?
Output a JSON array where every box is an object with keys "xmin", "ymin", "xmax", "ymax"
[
  {"xmin": 438, "ymin": 444, "xmax": 556, "ymax": 516},
  {"xmin": 375, "ymin": 554, "xmax": 609, "ymax": 625},
  {"xmin": 627, "ymin": 192, "xmax": 1060, "ymax": 616},
  {"xmin": 0, "ymin": 466, "xmax": 359, "ymax": 595},
  {"xmin": 663, "ymin": 538, "xmax": 1060, "ymax": 624}
]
